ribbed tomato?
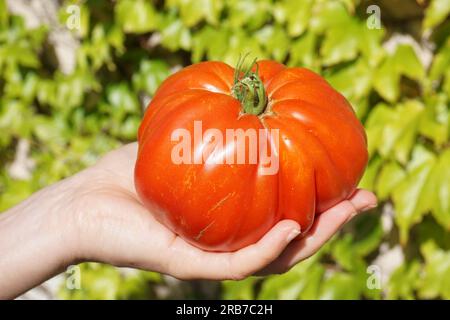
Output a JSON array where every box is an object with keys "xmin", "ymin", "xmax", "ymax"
[{"xmin": 135, "ymin": 60, "xmax": 368, "ymax": 252}]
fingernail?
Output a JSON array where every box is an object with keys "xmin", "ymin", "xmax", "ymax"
[
  {"xmin": 362, "ymin": 203, "xmax": 378, "ymax": 211},
  {"xmin": 346, "ymin": 203, "xmax": 378, "ymax": 223},
  {"xmin": 286, "ymin": 229, "xmax": 301, "ymax": 243}
]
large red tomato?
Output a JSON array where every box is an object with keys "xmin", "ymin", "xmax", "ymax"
[{"xmin": 135, "ymin": 60, "xmax": 368, "ymax": 252}]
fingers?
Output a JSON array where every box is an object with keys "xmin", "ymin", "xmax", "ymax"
[
  {"xmin": 258, "ymin": 189, "xmax": 377, "ymax": 275},
  {"xmin": 226, "ymin": 220, "xmax": 301, "ymax": 280},
  {"xmin": 165, "ymin": 219, "xmax": 301, "ymax": 281}
]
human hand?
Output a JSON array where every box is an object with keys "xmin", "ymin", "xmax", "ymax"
[
  {"xmin": 72, "ymin": 143, "xmax": 377, "ymax": 280},
  {"xmin": 0, "ymin": 143, "xmax": 377, "ymax": 299}
]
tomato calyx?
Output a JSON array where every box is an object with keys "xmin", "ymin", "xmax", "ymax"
[{"xmin": 231, "ymin": 57, "xmax": 268, "ymax": 116}]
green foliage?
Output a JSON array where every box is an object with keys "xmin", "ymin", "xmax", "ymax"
[
  {"xmin": 59, "ymin": 263, "xmax": 162, "ymax": 300},
  {"xmin": 0, "ymin": 0, "xmax": 449, "ymax": 300}
]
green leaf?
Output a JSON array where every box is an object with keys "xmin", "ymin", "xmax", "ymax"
[
  {"xmin": 255, "ymin": 25, "xmax": 290, "ymax": 61},
  {"xmin": 365, "ymin": 103, "xmax": 394, "ymax": 157},
  {"xmin": 429, "ymin": 41, "xmax": 450, "ymax": 82},
  {"xmin": 257, "ymin": 253, "xmax": 324, "ymax": 300},
  {"xmin": 115, "ymin": 0, "xmax": 158, "ymax": 34},
  {"xmin": 321, "ymin": 20, "xmax": 360, "ymax": 65},
  {"xmin": 319, "ymin": 272, "xmax": 361, "ymax": 300},
  {"xmin": 132, "ymin": 59, "xmax": 170, "ymax": 96},
  {"xmin": 359, "ymin": 25, "xmax": 385, "ymax": 65},
  {"xmin": 418, "ymin": 241, "xmax": 450, "ymax": 299},
  {"xmin": 288, "ymin": 32, "xmax": 317, "ymax": 69},
  {"xmin": 423, "ymin": 0, "xmax": 450, "ymax": 30},
  {"xmin": 192, "ymin": 26, "xmax": 229, "ymax": 62},
  {"xmin": 430, "ymin": 149, "xmax": 450, "ymax": 229},
  {"xmin": 359, "ymin": 156, "xmax": 383, "ymax": 191},
  {"xmin": 309, "ymin": 1, "xmax": 350, "ymax": 34},
  {"xmin": 0, "ymin": 0, "xmax": 8, "ymax": 28},
  {"xmin": 419, "ymin": 94, "xmax": 449, "ymax": 146},
  {"xmin": 227, "ymin": 0, "xmax": 272, "ymax": 30},
  {"xmin": 396, "ymin": 45, "xmax": 425, "ymax": 80},
  {"xmin": 366, "ymin": 101, "xmax": 424, "ymax": 163},
  {"xmin": 273, "ymin": 0, "xmax": 313, "ymax": 37},
  {"xmin": 221, "ymin": 30, "xmax": 265, "ymax": 66},
  {"xmin": 160, "ymin": 15, "xmax": 192, "ymax": 51},
  {"xmin": 375, "ymin": 161, "xmax": 406, "ymax": 201},
  {"xmin": 166, "ymin": 0, "xmax": 223, "ymax": 27},
  {"xmin": 0, "ymin": 177, "xmax": 34, "ymax": 211},
  {"xmin": 374, "ymin": 45, "xmax": 424, "ymax": 102},
  {"xmin": 392, "ymin": 146, "xmax": 437, "ymax": 244},
  {"xmin": 352, "ymin": 214, "xmax": 384, "ymax": 257},
  {"xmin": 331, "ymin": 234, "xmax": 366, "ymax": 272},
  {"xmin": 392, "ymin": 101, "xmax": 424, "ymax": 164},
  {"xmin": 387, "ymin": 261, "xmax": 421, "ymax": 299},
  {"xmin": 373, "ymin": 56, "xmax": 398, "ymax": 102},
  {"xmin": 222, "ymin": 278, "xmax": 256, "ymax": 300},
  {"xmin": 107, "ymin": 83, "xmax": 139, "ymax": 114},
  {"xmin": 326, "ymin": 59, "xmax": 373, "ymax": 103}
]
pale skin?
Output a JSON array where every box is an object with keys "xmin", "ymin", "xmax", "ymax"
[{"xmin": 0, "ymin": 143, "xmax": 377, "ymax": 299}]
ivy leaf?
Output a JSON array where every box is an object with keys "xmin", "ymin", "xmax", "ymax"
[
  {"xmin": 115, "ymin": 0, "xmax": 158, "ymax": 34},
  {"xmin": 352, "ymin": 214, "xmax": 384, "ymax": 257},
  {"xmin": 366, "ymin": 101, "xmax": 423, "ymax": 163},
  {"xmin": 106, "ymin": 83, "xmax": 140, "ymax": 117},
  {"xmin": 326, "ymin": 59, "xmax": 373, "ymax": 104},
  {"xmin": 418, "ymin": 241, "xmax": 450, "ymax": 299},
  {"xmin": 374, "ymin": 45, "xmax": 425, "ymax": 102},
  {"xmin": 221, "ymin": 30, "xmax": 265, "ymax": 65},
  {"xmin": 321, "ymin": 20, "xmax": 360, "ymax": 65},
  {"xmin": 331, "ymin": 234, "xmax": 366, "ymax": 272},
  {"xmin": 159, "ymin": 15, "xmax": 192, "ymax": 51},
  {"xmin": 318, "ymin": 272, "xmax": 361, "ymax": 300},
  {"xmin": 430, "ymin": 149, "xmax": 450, "ymax": 229},
  {"xmin": 288, "ymin": 32, "xmax": 317, "ymax": 69},
  {"xmin": 309, "ymin": 1, "xmax": 350, "ymax": 34},
  {"xmin": 192, "ymin": 27, "xmax": 229, "ymax": 62},
  {"xmin": 358, "ymin": 23, "xmax": 385, "ymax": 65},
  {"xmin": 387, "ymin": 261, "xmax": 421, "ymax": 299},
  {"xmin": 392, "ymin": 101, "xmax": 424, "ymax": 164},
  {"xmin": 273, "ymin": 0, "xmax": 313, "ymax": 37},
  {"xmin": 396, "ymin": 45, "xmax": 426, "ymax": 80},
  {"xmin": 429, "ymin": 40, "xmax": 450, "ymax": 82},
  {"xmin": 258, "ymin": 254, "xmax": 324, "ymax": 299},
  {"xmin": 0, "ymin": 177, "xmax": 33, "ymax": 211},
  {"xmin": 227, "ymin": 0, "xmax": 272, "ymax": 30},
  {"xmin": 392, "ymin": 146, "xmax": 437, "ymax": 244},
  {"xmin": 423, "ymin": 0, "xmax": 450, "ymax": 30},
  {"xmin": 0, "ymin": 0, "xmax": 8, "ymax": 28},
  {"xmin": 365, "ymin": 103, "xmax": 394, "ymax": 157},
  {"xmin": 375, "ymin": 161, "xmax": 406, "ymax": 201},
  {"xmin": 132, "ymin": 60, "xmax": 170, "ymax": 96},
  {"xmin": 373, "ymin": 56, "xmax": 398, "ymax": 103},
  {"xmin": 419, "ymin": 94, "xmax": 449, "ymax": 147},
  {"xmin": 255, "ymin": 25, "xmax": 290, "ymax": 61},
  {"xmin": 222, "ymin": 278, "xmax": 256, "ymax": 300},
  {"xmin": 358, "ymin": 156, "xmax": 383, "ymax": 191},
  {"xmin": 166, "ymin": 0, "xmax": 223, "ymax": 27}
]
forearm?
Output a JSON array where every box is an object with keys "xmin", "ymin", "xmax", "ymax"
[{"xmin": 0, "ymin": 178, "xmax": 81, "ymax": 299}]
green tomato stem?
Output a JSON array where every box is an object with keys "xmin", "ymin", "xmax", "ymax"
[{"xmin": 231, "ymin": 58, "xmax": 267, "ymax": 116}]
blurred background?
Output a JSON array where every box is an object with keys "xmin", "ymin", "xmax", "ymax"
[{"xmin": 0, "ymin": 0, "xmax": 449, "ymax": 300}]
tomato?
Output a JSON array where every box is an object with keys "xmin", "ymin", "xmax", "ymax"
[{"xmin": 135, "ymin": 60, "xmax": 368, "ymax": 252}]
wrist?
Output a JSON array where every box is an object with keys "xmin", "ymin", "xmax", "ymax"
[
  {"xmin": 0, "ymin": 174, "xmax": 82, "ymax": 298},
  {"xmin": 39, "ymin": 172, "xmax": 90, "ymax": 267}
]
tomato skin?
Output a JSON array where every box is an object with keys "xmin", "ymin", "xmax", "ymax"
[{"xmin": 135, "ymin": 60, "xmax": 368, "ymax": 252}]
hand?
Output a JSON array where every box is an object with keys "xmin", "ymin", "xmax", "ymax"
[
  {"xmin": 0, "ymin": 143, "xmax": 377, "ymax": 299},
  {"xmin": 73, "ymin": 143, "xmax": 377, "ymax": 279}
]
